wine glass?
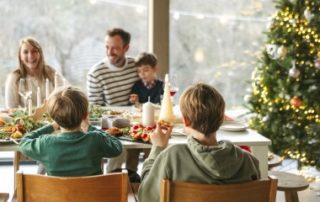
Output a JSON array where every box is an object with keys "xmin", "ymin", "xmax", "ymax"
[
  {"xmin": 169, "ymin": 75, "xmax": 179, "ymax": 105},
  {"xmin": 18, "ymin": 78, "xmax": 32, "ymax": 108}
]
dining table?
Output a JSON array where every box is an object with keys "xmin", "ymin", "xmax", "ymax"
[
  {"xmin": 0, "ymin": 106, "xmax": 272, "ymax": 200},
  {"xmin": 1, "ymin": 127, "xmax": 271, "ymax": 177}
]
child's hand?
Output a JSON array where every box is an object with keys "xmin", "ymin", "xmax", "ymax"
[
  {"xmin": 129, "ymin": 94, "xmax": 139, "ymax": 104},
  {"xmin": 150, "ymin": 122, "xmax": 172, "ymax": 148}
]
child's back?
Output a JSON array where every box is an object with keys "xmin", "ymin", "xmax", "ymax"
[{"xmin": 19, "ymin": 86, "xmax": 123, "ymax": 176}]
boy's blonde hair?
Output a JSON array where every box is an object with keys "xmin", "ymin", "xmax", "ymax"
[
  {"xmin": 135, "ymin": 52, "xmax": 158, "ymax": 67},
  {"xmin": 179, "ymin": 83, "xmax": 225, "ymax": 136},
  {"xmin": 47, "ymin": 86, "xmax": 88, "ymax": 129}
]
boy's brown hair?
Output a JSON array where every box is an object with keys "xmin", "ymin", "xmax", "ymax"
[
  {"xmin": 47, "ymin": 86, "xmax": 88, "ymax": 129},
  {"xmin": 135, "ymin": 52, "xmax": 158, "ymax": 67},
  {"xmin": 179, "ymin": 83, "xmax": 225, "ymax": 136}
]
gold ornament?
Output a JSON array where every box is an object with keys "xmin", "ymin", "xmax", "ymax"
[{"xmin": 290, "ymin": 96, "xmax": 302, "ymax": 108}]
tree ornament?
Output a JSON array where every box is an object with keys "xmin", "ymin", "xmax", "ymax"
[
  {"xmin": 290, "ymin": 96, "xmax": 302, "ymax": 108},
  {"xmin": 266, "ymin": 20, "xmax": 273, "ymax": 29},
  {"xmin": 262, "ymin": 115, "xmax": 269, "ymax": 122},
  {"xmin": 308, "ymin": 85, "xmax": 317, "ymax": 92},
  {"xmin": 266, "ymin": 44, "xmax": 280, "ymax": 59},
  {"xmin": 314, "ymin": 58, "xmax": 320, "ymax": 70},
  {"xmin": 277, "ymin": 46, "xmax": 288, "ymax": 58},
  {"xmin": 304, "ymin": 9, "xmax": 314, "ymax": 22},
  {"xmin": 289, "ymin": 61, "xmax": 300, "ymax": 78},
  {"xmin": 244, "ymin": 94, "xmax": 251, "ymax": 103}
]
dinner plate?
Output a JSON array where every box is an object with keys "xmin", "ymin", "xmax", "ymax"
[
  {"xmin": 220, "ymin": 121, "xmax": 247, "ymax": 132},
  {"xmin": 171, "ymin": 127, "xmax": 186, "ymax": 136},
  {"xmin": 0, "ymin": 139, "xmax": 12, "ymax": 144}
]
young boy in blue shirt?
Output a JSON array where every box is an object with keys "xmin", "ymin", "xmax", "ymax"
[
  {"xmin": 129, "ymin": 52, "xmax": 163, "ymax": 105},
  {"xmin": 125, "ymin": 52, "xmax": 163, "ymax": 182},
  {"xmin": 19, "ymin": 86, "xmax": 123, "ymax": 176}
]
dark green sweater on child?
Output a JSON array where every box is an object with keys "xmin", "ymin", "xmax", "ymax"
[{"xmin": 19, "ymin": 124, "xmax": 123, "ymax": 176}]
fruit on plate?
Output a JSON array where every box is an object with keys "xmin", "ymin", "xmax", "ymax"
[
  {"xmin": 130, "ymin": 124, "xmax": 156, "ymax": 142},
  {"xmin": 105, "ymin": 127, "xmax": 123, "ymax": 136},
  {"xmin": 12, "ymin": 123, "xmax": 27, "ymax": 134},
  {"xmin": 0, "ymin": 118, "xmax": 6, "ymax": 127},
  {"xmin": 11, "ymin": 131, "xmax": 23, "ymax": 139}
]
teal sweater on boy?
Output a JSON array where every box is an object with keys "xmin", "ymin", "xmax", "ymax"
[{"xmin": 19, "ymin": 124, "xmax": 122, "ymax": 176}]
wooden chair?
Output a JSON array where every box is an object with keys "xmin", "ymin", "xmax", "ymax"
[
  {"xmin": 0, "ymin": 193, "xmax": 9, "ymax": 202},
  {"xmin": 160, "ymin": 177, "xmax": 278, "ymax": 202},
  {"xmin": 15, "ymin": 171, "xmax": 128, "ymax": 202}
]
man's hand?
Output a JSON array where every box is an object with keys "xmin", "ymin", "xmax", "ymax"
[{"xmin": 150, "ymin": 122, "xmax": 172, "ymax": 148}]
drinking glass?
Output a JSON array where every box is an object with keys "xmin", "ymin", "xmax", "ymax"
[
  {"xmin": 89, "ymin": 117, "xmax": 102, "ymax": 129},
  {"xmin": 169, "ymin": 75, "xmax": 179, "ymax": 105},
  {"xmin": 18, "ymin": 78, "xmax": 32, "ymax": 108}
]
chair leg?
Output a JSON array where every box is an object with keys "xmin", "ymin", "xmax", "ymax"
[
  {"xmin": 13, "ymin": 152, "xmax": 21, "ymax": 190},
  {"xmin": 284, "ymin": 191, "xmax": 299, "ymax": 202}
]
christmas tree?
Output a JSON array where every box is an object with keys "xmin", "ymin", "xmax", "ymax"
[{"xmin": 247, "ymin": 0, "xmax": 320, "ymax": 169}]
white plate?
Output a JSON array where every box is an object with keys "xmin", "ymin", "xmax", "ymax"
[
  {"xmin": 172, "ymin": 127, "xmax": 186, "ymax": 136},
  {"xmin": 220, "ymin": 121, "xmax": 247, "ymax": 132}
]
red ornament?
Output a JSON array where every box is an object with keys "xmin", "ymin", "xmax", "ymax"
[{"xmin": 290, "ymin": 96, "xmax": 302, "ymax": 108}]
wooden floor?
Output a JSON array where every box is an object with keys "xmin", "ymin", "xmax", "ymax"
[{"xmin": 0, "ymin": 152, "xmax": 319, "ymax": 202}]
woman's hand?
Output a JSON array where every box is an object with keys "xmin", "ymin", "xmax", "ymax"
[{"xmin": 150, "ymin": 122, "xmax": 172, "ymax": 148}]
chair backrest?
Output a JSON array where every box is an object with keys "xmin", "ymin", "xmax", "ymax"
[
  {"xmin": 16, "ymin": 171, "xmax": 128, "ymax": 202},
  {"xmin": 160, "ymin": 176, "xmax": 277, "ymax": 202}
]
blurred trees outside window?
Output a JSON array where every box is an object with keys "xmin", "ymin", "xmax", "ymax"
[{"xmin": 0, "ymin": 0, "xmax": 275, "ymax": 109}]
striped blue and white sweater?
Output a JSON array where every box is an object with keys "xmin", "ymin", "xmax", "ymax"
[{"xmin": 87, "ymin": 57, "xmax": 139, "ymax": 106}]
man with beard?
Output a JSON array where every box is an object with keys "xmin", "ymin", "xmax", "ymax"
[
  {"xmin": 87, "ymin": 28, "xmax": 140, "ymax": 181},
  {"xmin": 87, "ymin": 28, "xmax": 138, "ymax": 106}
]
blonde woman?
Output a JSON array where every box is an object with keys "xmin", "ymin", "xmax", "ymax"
[{"xmin": 5, "ymin": 37, "xmax": 64, "ymax": 108}]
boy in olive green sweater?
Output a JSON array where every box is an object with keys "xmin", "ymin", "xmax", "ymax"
[
  {"xmin": 19, "ymin": 86, "xmax": 122, "ymax": 176},
  {"xmin": 138, "ymin": 83, "xmax": 261, "ymax": 202}
]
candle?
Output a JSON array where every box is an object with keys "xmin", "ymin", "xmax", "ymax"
[
  {"xmin": 37, "ymin": 87, "xmax": 41, "ymax": 107},
  {"xmin": 54, "ymin": 72, "xmax": 59, "ymax": 89},
  {"xmin": 45, "ymin": 78, "xmax": 50, "ymax": 99},
  {"xmin": 63, "ymin": 78, "xmax": 68, "ymax": 87},
  {"xmin": 28, "ymin": 97, "xmax": 32, "ymax": 115},
  {"xmin": 142, "ymin": 97, "xmax": 155, "ymax": 127}
]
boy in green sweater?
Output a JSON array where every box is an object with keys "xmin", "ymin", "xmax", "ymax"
[
  {"xmin": 19, "ymin": 86, "xmax": 123, "ymax": 176},
  {"xmin": 138, "ymin": 83, "xmax": 260, "ymax": 202}
]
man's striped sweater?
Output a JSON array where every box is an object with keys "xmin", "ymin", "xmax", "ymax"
[{"xmin": 87, "ymin": 57, "xmax": 139, "ymax": 106}]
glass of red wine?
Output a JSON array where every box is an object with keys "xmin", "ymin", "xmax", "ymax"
[
  {"xmin": 170, "ymin": 88, "xmax": 178, "ymax": 96},
  {"xmin": 169, "ymin": 75, "xmax": 179, "ymax": 105}
]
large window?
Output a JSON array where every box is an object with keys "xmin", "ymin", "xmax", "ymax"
[
  {"xmin": 0, "ymin": 0, "xmax": 148, "ymax": 107},
  {"xmin": 170, "ymin": 0, "xmax": 275, "ymax": 108},
  {"xmin": 0, "ymin": 0, "xmax": 276, "ymax": 108}
]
